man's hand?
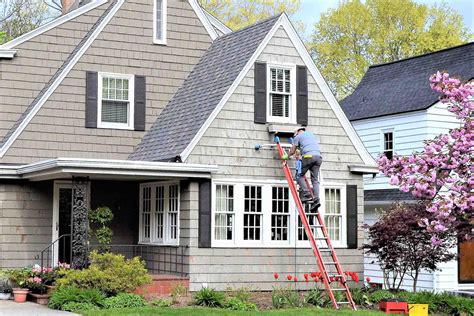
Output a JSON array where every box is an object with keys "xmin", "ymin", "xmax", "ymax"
[{"xmin": 281, "ymin": 153, "xmax": 289, "ymax": 160}]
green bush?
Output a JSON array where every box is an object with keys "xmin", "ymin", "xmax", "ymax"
[
  {"xmin": 225, "ymin": 297, "xmax": 258, "ymax": 311},
  {"xmin": 48, "ymin": 286, "xmax": 106, "ymax": 310},
  {"xmin": 193, "ymin": 288, "xmax": 226, "ymax": 308},
  {"xmin": 367, "ymin": 289, "xmax": 395, "ymax": 303},
  {"xmin": 103, "ymin": 293, "xmax": 147, "ymax": 309},
  {"xmin": 398, "ymin": 291, "xmax": 474, "ymax": 315},
  {"xmin": 171, "ymin": 283, "xmax": 188, "ymax": 303},
  {"xmin": 351, "ymin": 288, "xmax": 371, "ymax": 307},
  {"xmin": 62, "ymin": 302, "xmax": 100, "ymax": 313},
  {"xmin": 56, "ymin": 251, "xmax": 151, "ymax": 295},
  {"xmin": 151, "ymin": 298, "xmax": 173, "ymax": 307},
  {"xmin": 271, "ymin": 285, "xmax": 303, "ymax": 309},
  {"xmin": 305, "ymin": 288, "xmax": 327, "ymax": 307}
]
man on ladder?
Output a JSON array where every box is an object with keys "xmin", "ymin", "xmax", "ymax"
[{"xmin": 282, "ymin": 127, "xmax": 322, "ymax": 208}]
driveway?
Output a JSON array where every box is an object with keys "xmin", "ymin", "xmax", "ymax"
[{"xmin": 0, "ymin": 300, "xmax": 79, "ymax": 316}]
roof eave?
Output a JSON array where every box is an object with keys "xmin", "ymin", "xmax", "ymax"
[
  {"xmin": 349, "ymin": 164, "xmax": 379, "ymax": 175},
  {"xmin": 0, "ymin": 49, "xmax": 17, "ymax": 59}
]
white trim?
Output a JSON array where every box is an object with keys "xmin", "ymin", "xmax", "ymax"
[
  {"xmin": 349, "ymin": 164, "xmax": 379, "ymax": 174},
  {"xmin": 179, "ymin": 14, "xmax": 376, "ymax": 168},
  {"xmin": 266, "ymin": 63, "xmax": 297, "ymax": 124},
  {"xmin": 97, "ymin": 72, "xmax": 135, "ymax": 130},
  {"xmin": 203, "ymin": 10, "xmax": 232, "ymax": 35},
  {"xmin": 0, "ymin": 0, "xmax": 125, "ymax": 158},
  {"xmin": 139, "ymin": 181, "xmax": 180, "ymax": 246},
  {"xmin": 153, "ymin": 0, "xmax": 167, "ymax": 45},
  {"xmin": 0, "ymin": 49, "xmax": 17, "ymax": 59},
  {"xmin": 0, "ymin": 0, "xmax": 108, "ymax": 49},
  {"xmin": 188, "ymin": 0, "xmax": 219, "ymax": 41}
]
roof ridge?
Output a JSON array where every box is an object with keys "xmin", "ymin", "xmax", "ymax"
[
  {"xmin": 369, "ymin": 42, "xmax": 473, "ymax": 69},
  {"xmin": 215, "ymin": 13, "xmax": 282, "ymax": 40}
]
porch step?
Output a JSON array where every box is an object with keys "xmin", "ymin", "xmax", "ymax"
[{"xmin": 135, "ymin": 274, "xmax": 189, "ymax": 297}]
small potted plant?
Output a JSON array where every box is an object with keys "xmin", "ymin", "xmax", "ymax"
[
  {"xmin": 0, "ymin": 279, "xmax": 12, "ymax": 300},
  {"xmin": 8, "ymin": 268, "xmax": 31, "ymax": 303}
]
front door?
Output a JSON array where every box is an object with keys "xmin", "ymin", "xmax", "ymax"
[{"xmin": 52, "ymin": 182, "xmax": 72, "ymax": 265}]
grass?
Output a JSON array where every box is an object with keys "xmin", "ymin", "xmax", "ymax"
[{"xmin": 84, "ymin": 307, "xmax": 385, "ymax": 316}]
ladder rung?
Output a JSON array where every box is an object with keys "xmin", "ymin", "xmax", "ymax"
[
  {"xmin": 314, "ymin": 237, "xmax": 328, "ymax": 240},
  {"xmin": 329, "ymin": 274, "xmax": 343, "ymax": 277},
  {"xmin": 311, "ymin": 225, "xmax": 323, "ymax": 228},
  {"xmin": 337, "ymin": 302, "xmax": 351, "ymax": 304},
  {"xmin": 323, "ymin": 261, "xmax": 338, "ymax": 265},
  {"xmin": 319, "ymin": 249, "xmax": 332, "ymax": 252},
  {"xmin": 331, "ymin": 288, "xmax": 347, "ymax": 291}
]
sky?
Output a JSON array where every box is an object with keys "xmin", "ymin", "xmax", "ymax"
[{"xmin": 294, "ymin": 0, "xmax": 474, "ymax": 38}]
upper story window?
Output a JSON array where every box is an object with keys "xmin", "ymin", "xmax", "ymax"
[
  {"xmin": 153, "ymin": 0, "xmax": 167, "ymax": 44},
  {"xmin": 267, "ymin": 64, "xmax": 296, "ymax": 123},
  {"xmin": 98, "ymin": 73, "xmax": 134, "ymax": 130},
  {"xmin": 383, "ymin": 131, "xmax": 394, "ymax": 159}
]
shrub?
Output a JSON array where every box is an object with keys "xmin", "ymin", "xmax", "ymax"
[
  {"xmin": 151, "ymin": 298, "xmax": 173, "ymax": 307},
  {"xmin": 193, "ymin": 288, "xmax": 226, "ymax": 308},
  {"xmin": 351, "ymin": 288, "xmax": 371, "ymax": 307},
  {"xmin": 103, "ymin": 293, "xmax": 147, "ymax": 309},
  {"xmin": 398, "ymin": 291, "xmax": 474, "ymax": 315},
  {"xmin": 48, "ymin": 286, "xmax": 105, "ymax": 310},
  {"xmin": 305, "ymin": 288, "xmax": 327, "ymax": 307},
  {"xmin": 171, "ymin": 283, "xmax": 188, "ymax": 303},
  {"xmin": 62, "ymin": 302, "xmax": 100, "ymax": 313},
  {"xmin": 56, "ymin": 251, "xmax": 151, "ymax": 295},
  {"xmin": 367, "ymin": 289, "xmax": 395, "ymax": 303},
  {"xmin": 225, "ymin": 297, "xmax": 258, "ymax": 311},
  {"xmin": 272, "ymin": 285, "xmax": 303, "ymax": 309}
]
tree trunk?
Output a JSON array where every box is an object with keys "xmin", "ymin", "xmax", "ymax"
[{"xmin": 412, "ymin": 270, "xmax": 419, "ymax": 293}]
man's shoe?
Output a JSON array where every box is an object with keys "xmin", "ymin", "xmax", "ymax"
[
  {"xmin": 311, "ymin": 198, "xmax": 321, "ymax": 210},
  {"xmin": 299, "ymin": 193, "xmax": 312, "ymax": 203}
]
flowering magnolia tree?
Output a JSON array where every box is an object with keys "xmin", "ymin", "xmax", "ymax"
[{"xmin": 378, "ymin": 72, "xmax": 473, "ymax": 243}]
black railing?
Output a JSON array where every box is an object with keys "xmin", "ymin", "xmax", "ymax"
[
  {"xmin": 35, "ymin": 234, "xmax": 71, "ymax": 268},
  {"xmin": 89, "ymin": 244, "xmax": 189, "ymax": 277}
]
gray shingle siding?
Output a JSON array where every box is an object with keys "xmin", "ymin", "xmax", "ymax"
[
  {"xmin": 129, "ymin": 15, "xmax": 281, "ymax": 161},
  {"xmin": 340, "ymin": 42, "xmax": 474, "ymax": 121}
]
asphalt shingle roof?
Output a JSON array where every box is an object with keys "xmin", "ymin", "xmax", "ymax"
[
  {"xmin": 129, "ymin": 15, "xmax": 280, "ymax": 161},
  {"xmin": 365, "ymin": 189, "xmax": 416, "ymax": 202},
  {"xmin": 340, "ymin": 43, "xmax": 474, "ymax": 121}
]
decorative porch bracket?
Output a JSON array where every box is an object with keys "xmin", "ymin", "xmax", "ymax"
[{"xmin": 71, "ymin": 177, "xmax": 89, "ymax": 269}]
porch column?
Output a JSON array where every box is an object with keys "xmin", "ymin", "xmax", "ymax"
[{"xmin": 71, "ymin": 177, "xmax": 89, "ymax": 269}]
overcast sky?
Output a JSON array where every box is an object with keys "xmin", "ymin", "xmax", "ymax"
[{"xmin": 294, "ymin": 0, "xmax": 474, "ymax": 37}]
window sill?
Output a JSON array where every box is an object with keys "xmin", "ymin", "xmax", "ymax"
[
  {"xmin": 97, "ymin": 124, "xmax": 134, "ymax": 130},
  {"xmin": 138, "ymin": 242, "xmax": 179, "ymax": 247},
  {"xmin": 267, "ymin": 123, "xmax": 300, "ymax": 134},
  {"xmin": 211, "ymin": 242, "xmax": 348, "ymax": 249},
  {"xmin": 153, "ymin": 39, "xmax": 167, "ymax": 45}
]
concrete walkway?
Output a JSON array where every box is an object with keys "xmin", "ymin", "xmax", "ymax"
[{"xmin": 0, "ymin": 300, "xmax": 79, "ymax": 316}]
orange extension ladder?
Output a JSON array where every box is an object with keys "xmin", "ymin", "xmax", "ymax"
[{"xmin": 274, "ymin": 135, "xmax": 357, "ymax": 310}]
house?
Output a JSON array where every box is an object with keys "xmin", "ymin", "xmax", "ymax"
[
  {"xmin": 340, "ymin": 43, "xmax": 474, "ymax": 293},
  {"xmin": 0, "ymin": 0, "xmax": 378, "ymax": 291}
]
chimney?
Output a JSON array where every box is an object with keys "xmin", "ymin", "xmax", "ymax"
[{"xmin": 61, "ymin": 0, "xmax": 80, "ymax": 15}]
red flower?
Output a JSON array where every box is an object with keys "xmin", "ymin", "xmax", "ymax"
[
  {"xmin": 274, "ymin": 273, "xmax": 279, "ymax": 280},
  {"xmin": 351, "ymin": 272, "xmax": 360, "ymax": 283},
  {"xmin": 304, "ymin": 273, "xmax": 309, "ymax": 280},
  {"xmin": 329, "ymin": 277, "xmax": 335, "ymax": 282},
  {"xmin": 366, "ymin": 276, "xmax": 371, "ymax": 282},
  {"xmin": 287, "ymin": 275, "xmax": 293, "ymax": 281},
  {"xmin": 313, "ymin": 278, "xmax": 319, "ymax": 282},
  {"xmin": 293, "ymin": 277, "xmax": 298, "ymax": 282}
]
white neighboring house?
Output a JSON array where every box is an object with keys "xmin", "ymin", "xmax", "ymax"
[{"xmin": 340, "ymin": 42, "xmax": 474, "ymax": 293}]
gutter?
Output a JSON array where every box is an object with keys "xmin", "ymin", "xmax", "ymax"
[
  {"xmin": 0, "ymin": 49, "xmax": 17, "ymax": 59},
  {"xmin": 348, "ymin": 164, "xmax": 379, "ymax": 175}
]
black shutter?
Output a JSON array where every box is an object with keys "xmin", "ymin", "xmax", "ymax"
[
  {"xmin": 296, "ymin": 65, "xmax": 308, "ymax": 126},
  {"xmin": 254, "ymin": 62, "xmax": 267, "ymax": 124},
  {"xmin": 85, "ymin": 71, "xmax": 98, "ymax": 128},
  {"xmin": 346, "ymin": 185, "xmax": 358, "ymax": 249},
  {"xmin": 198, "ymin": 179, "xmax": 212, "ymax": 248},
  {"xmin": 134, "ymin": 75, "xmax": 146, "ymax": 131}
]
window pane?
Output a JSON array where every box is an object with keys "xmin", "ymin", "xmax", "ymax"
[
  {"xmin": 215, "ymin": 185, "xmax": 234, "ymax": 241},
  {"xmin": 142, "ymin": 186, "xmax": 151, "ymax": 240},
  {"xmin": 155, "ymin": 0, "xmax": 163, "ymax": 40},
  {"xmin": 168, "ymin": 185, "xmax": 179, "ymax": 240},
  {"xmin": 102, "ymin": 101, "xmax": 128, "ymax": 124},
  {"xmin": 244, "ymin": 185, "xmax": 262, "ymax": 241},
  {"xmin": 271, "ymin": 187, "xmax": 289, "ymax": 241},
  {"xmin": 155, "ymin": 186, "xmax": 164, "ymax": 240},
  {"xmin": 324, "ymin": 188, "xmax": 342, "ymax": 242}
]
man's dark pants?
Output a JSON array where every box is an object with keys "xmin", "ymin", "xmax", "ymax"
[{"xmin": 296, "ymin": 155, "xmax": 323, "ymax": 200}]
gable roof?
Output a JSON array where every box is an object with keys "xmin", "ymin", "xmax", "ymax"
[
  {"xmin": 0, "ymin": 0, "xmax": 220, "ymax": 158},
  {"xmin": 130, "ymin": 14, "xmax": 377, "ymax": 169},
  {"xmin": 340, "ymin": 42, "xmax": 474, "ymax": 121},
  {"xmin": 129, "ymin": 15, "xmax": 280, "ymax": 162}
]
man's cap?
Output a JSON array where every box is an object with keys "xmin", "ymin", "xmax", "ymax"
[{"xmin": 297, "ymin": 127, "xmax": 306, "ymax": 132}]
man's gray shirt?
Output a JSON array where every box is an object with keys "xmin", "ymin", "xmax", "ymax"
[{"xmin": 293, "ymin": 131, "xmax": 322, "ymax": 157}]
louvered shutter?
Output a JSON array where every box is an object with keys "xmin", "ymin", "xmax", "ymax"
[
  {"xmin": 254, "ymin": 62, "xmax": 267, "ymax": 124},
  {"xmin": 85, "ymin": 71, "xmax": 98, "ymax": 128},
  {"xmin": 198, "ymin": 179, "xmax": 212, "ymax": 248},
  {"xmin": 134, "ymin": 75, "xmax": 146, "ymax": 131},
  {"xmin": 296, "ymin": 65, "xmax": 308, "ymax": 126},
  {"xmin": 346, "ymin": 185, "xmax": 358, "ymax": 249}
]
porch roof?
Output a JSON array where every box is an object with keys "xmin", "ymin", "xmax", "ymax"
[{"xmin": 0, "ymin": 158, "xmax": 219, "ymax": 181}]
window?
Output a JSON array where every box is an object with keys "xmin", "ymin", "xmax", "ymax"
[
  {"xmin": 98, "ymin": 73, "xmax": 134, "ymax": 129},
  {"xmin": 153, "ymin": 0, "xmax": 167, "ymax": 44},
  {"xmin": 271, "ymin": 187, "xmax": 290, "ymax": 241},
  {"xmin": 244, "ymin": 186, "xmax": 262, "ymax": 241},
  {"xmin": 212, "ymin": 181, "xmax": 347, "ymax": 248},
  {"xmin": 267, "ymin": 65, "xmax": 295, "ymax": 123},
  {"xmin": 383, "ymin": 131, "xmax": 394, "ymax": 159},
  {"xmin": 215, "ymin": 185, "xmax": 234, "ymax": 241},
  {"xmin": 140, "ymin": 182, "xmax": 179, "ymax": 245}
]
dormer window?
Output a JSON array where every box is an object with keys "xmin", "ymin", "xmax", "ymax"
[
  {"xmin": 153, "ymin": 0, "xmax": 167, "ymax": 44},
  {"xmin": 267, "ymin": 64, "xmax": 296, "ymax": 123}
]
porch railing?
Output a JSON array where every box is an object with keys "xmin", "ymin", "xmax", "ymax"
[
  {"xmin": 35, "ymin": 234, "xmax": 71, "ymax": 268},
  {"xmin": 89, "ymin": 244, "xmax": 189, "ymax": 277}
]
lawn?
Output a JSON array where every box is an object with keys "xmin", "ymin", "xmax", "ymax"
[{"xmin": 84, "ymin": 307, "xmax": 385, "ymax": 316}]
